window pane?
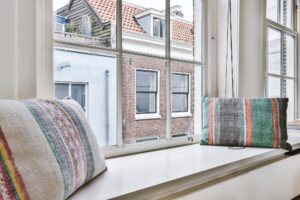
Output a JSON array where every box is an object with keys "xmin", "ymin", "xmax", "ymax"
[
  {"xmin": 172, "ymin": 74, "xmax": 189, "ymax": 93},
  {"xmin": 284, "ymin": 79, "xmax": 295, "ymax": 122},
  {"xmin": 55, "ymin": 83, "xmax": 69, "ymax": 99},
  {"xmin": 136, "ymin": 70, "xmax": 157, "ymax": 92},
  {"xmin": 54, "ymin": 49, "xmax": 118, "ymax": 147},
  {"xmin": 267, "ymin": 0, "xmax": 279, "ymax": 22},
  {"xmin": 267, "ymin": 76, "xmax": 281, "ymax": 97},
  {"xmin": 172, "ymin": 94, "xmax": 188, "ymax": 112},
  {"xmin": 170, "ymin": 62, "xmax": 202, "ymax": 137},
  {"xmin": 268, "ymin": 28, "xmax": 281, "ymax": 75},
  {"xmin": 71, "ymin": 84, "xmax": 86, "ymax": 110},
  {"xmin": 53, "ymin": 0, "xmax": 116, "ymax": 48},
  {"xmin": 136, "ymin": 93, "xmax": 156, "ymax": 114},
  {"xmin": 284, "ymin": 34, "xmax": 295, "ymax": 77},
  {"xmin": 123, "ymin": 55, "xmax": 166, "ymax": 144},
  {"xmin": 171, "ymin": 0, "xmax": 200, "ymax": 61},
  {"xmin": 280, "ymin": 0, "xmax": 293, "ymax": 29},
  {"xmin": 122, "ymin": 0, "xmax": 166, "ymax": 56}
]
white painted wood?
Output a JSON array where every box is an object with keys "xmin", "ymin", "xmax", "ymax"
[{"xmin": 177, "ymin": 154, "xmax": 300, "ymax": 200}]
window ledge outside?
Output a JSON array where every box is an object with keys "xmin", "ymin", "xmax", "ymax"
[
  {"xmin": 135, "ymin": 113, "xmax": 161, "ymax": 120},
  {"xmin": 70, "ymin": 131, "xmax": 300, "ymax": 200},
  {"xmin": 172, "ymin": 112, "xmax": 192, "ymax": 118}
]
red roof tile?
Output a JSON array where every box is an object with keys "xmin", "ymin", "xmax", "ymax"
[{"xmin": 86, "ymin": 0, "xmax": 193, "ymax": 44}]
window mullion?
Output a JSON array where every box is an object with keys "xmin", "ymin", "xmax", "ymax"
[
  {"xmin": 116, "ymin": 0, "xmax": 123, "ymax": 147},
  {"xmin": 165, "ymin": 0, "xmax": 171, "ymax": 140}
]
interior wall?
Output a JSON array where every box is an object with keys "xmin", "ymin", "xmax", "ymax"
[
  {"xmin": 238, "ymin": 0, "xmax": 266, "ymax": 98},
  {"xmin": 216, "ymin": 0, "xmax": 239, "ymax": 98},
  {"xmin": 0, "ymin": 0, "xmax": 53, "ymax": 100}
]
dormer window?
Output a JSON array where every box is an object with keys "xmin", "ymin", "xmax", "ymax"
[{"xmin": 153, "ymin": 17, "xmax": 165, "ymax": 38}]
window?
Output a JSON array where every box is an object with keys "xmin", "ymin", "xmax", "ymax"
[
  {"xmin": 53, "ymin": 0, "xmax": 204, "ymax": 155},
  {"xmin": 136, "ymin": 70, "xmax": 159, "ymax": 115},
  {"xmin": 81, "ymin": 15, "xmax": 92, "ymax": 36},
  {"xmin": 55, "ymin": 83, "xmax": 86, "ymax": 110},
  {"xmin": 153, "ymin": 18, "xmax": 165, "ymax": 38},
  {"xmin": 266, "ymin": 0, "xmax": 297, "ymax": 122},
  {"xmin": 172, "ymin": 73, "xmax": 189, "ymax": 113}
]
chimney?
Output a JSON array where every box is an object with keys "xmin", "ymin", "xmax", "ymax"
[{"xmin": 170, "ymin": 5, "xmax": 184, "ymax": 19}]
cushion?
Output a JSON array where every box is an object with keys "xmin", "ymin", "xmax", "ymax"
[
  {"xmin": 0, "ymin": 99, "xmax": 106, "ymax": 200},
  {"xmin": 201, "ymin": 97, "xmax": 291, "ymax": 149}
]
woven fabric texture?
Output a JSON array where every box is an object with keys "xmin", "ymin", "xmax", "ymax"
[
  {"xmin": 0, "ymin": 99, "xmax": 106, "ymax": 200},
  {"xmin": 201, "ymin": 97, "xmax": 290, "ymax": 149}
]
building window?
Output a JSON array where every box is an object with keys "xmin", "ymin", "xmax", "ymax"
[
  {"xmin": 266, "ymin": 0, "xmax": 297, "ymax": 122},
  {"xmin": 136, "ymin": 70, "xmax": 159, "ymax": 115},
  {"xmin": 153, "ymin": 18, "xmax": 165, "ymax": 38},
  {"xmin": 172, "ymin": 73, "xmax": 189, "ymax": 113},
  {"xmin": 55, "ymin": 83, "xmax": 87, "ymax": 111}
]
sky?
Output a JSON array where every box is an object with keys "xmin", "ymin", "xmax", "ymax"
[{"xmin": 53, "ymin": 0, "xmax": 193, "ymax": 22}]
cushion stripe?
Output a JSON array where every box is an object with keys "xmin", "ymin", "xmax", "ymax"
[{"xmin": 0, "ymin": 127, "xmax": 30, "ymax": 200}]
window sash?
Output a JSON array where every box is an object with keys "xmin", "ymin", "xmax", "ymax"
[
  {"xmin": 266, "ymin": 0, "xmax": 298, "ymax": 121},
  {"xmin": 53, "ymin": 0, "xmax": 205, "ymax": 157}
]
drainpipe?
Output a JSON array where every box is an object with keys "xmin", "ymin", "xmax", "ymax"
[{"xmin": 105, "ymin": 70, "xmax": 110, "ymax": 146}]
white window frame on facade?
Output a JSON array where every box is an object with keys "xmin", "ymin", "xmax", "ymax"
[
  {"xmin": 51, "ymin": 0, "xmax": 205, "ymax": 158},
  {"xmin": 55, "ymin": 82, "xmax": 88, "ymax": 113},
  {"xmin": 171, "ymin": 72, "xmax": 192, "ymax": 118},
  {"xmin": 265, "ymin": 0, "xmax": 298, "ymax": 120},
  {"xmin": 135, "ymin": 68, "xmax": 161, "ymax": 120}
]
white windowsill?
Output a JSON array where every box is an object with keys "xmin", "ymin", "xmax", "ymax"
[
  {"xmin": 172, "ymin": 112, "xmax": 192, "ymax": 118},
  {"xmin": 70, "ymin": 131, "xmax": 300, "ymax": 200},
  {"xmin": 135, "ymin": 113, "xmax": 161, "ymax": 120}
]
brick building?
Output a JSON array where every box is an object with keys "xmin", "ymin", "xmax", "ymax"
[{"xmin": 54, "ymin": 0, "xmax": 198, "ymax": 145}]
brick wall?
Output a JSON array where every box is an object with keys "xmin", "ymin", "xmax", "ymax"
[{"xmin": 122, "ymin": 55, "xmax": 194, "ymax": 144}]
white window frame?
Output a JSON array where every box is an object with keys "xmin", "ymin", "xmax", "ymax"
[
  {"xmin": 52, "ymin": 0, "xmax": 205, "ymax": 158},
  {"xmin": 54, "ymin": 82, "xmax": 88, "ymax": 113},
  {"xmin": 135, "ymin": 68, "xmax": 161, "ymax": 120},
  {"xmin": 171, "ymin": 72, "xmax": 192, "ymax": 118},
  {"xmin": 265, "ymin": 0, "xmax": 298, "ymax": 120}
]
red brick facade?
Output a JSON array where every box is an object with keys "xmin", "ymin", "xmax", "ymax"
[{"xmin": 122, "ymin": 55, "xmax": 194, "ymax": 144}]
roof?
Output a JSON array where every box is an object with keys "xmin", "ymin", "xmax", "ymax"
[
  {"xmin": 87, "ymin": 0, "xmax": 145, "ymax": 33},
  {"xmin": 86, "ymin": 0, "xmax": 193, "ymax": 44}
]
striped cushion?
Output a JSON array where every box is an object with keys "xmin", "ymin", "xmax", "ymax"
[
  {"xmin": 201, "ymin": 97, "xmax": 290, "ymax": 149},
  {"xmin": 0, "ymin": 99, "xmax": 106, "ymax": 200}
]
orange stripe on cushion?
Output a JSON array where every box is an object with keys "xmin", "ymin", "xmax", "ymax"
[
  {"xmin": 271, "ymin": 99, "xmax": 279, "ymax": 148},
  {"xmin": 245, "ymin": 98, "xmax": 252, "ymax": 146},
  {"xmin": 0, "ymin": 127, "xmax": 30, "ymax": 200}
]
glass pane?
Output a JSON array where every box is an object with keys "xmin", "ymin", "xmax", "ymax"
[
  {"xmin": 136, "ymin": 93, "xmax": 156, "ymax": 114},
  {"xmin": 172, "ymin": 94, "xmax": 188, "ymax": 112},
  {"xmin": 54, "ymin": 49, "xmax": 118, "ymax": 147},
  {"xmin": 285, "ymin": 79, "xmax": 295, "ymax": 122},
  {"xmin": 53, "ymin": 0, "xmax": 116, "ymax": 48},
  {"xmin": 172, "ymin": 74, "xmax": 189, "ymax": 93},
  {"xmin": 71, "ymin": 84, "xmax": 86, "ymax": 110},
  {"xmin": 136, "ymin": 70, "xmax": 157, "ymax": 92},
  {"xmin": 280, "ymin": 0, "xmax": 293, "ymax": 29},
  {"xmin": 268, "ymin": 28, "xmax": 281, "ymax": 75},
  {"xmin": 55, "ymin": 83, "xmax": 69, "ymax": 99},
  {"xmin": 267, "ymin": 76, "xmax": 281, "ymax": 97},
  {"xmin": 170, "ymin": 62, "xmax": 202, "ymax": 137},
  {"xmin": 267, "ymin": 0, "xmax": 279, "ymax": 22},
  {"xmin": 122, "ymin": 0, "xmax": 166, "ymax": 56},
  {"xmin": 284, "ymin": 34, "xmax": 295, "ymax": 77},
  {"xmin": 171, "ymin": 0, "xmax": 198, "ymax": 61},
  {"xmin": 123, "ymin": 55, "xmax": 166, "ymax": 144}
]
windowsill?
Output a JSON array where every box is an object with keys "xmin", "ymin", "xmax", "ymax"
[
  {"xmin": 135, "ymin": 113, "xmax": 161, "ymax": 120},
  {"xmin": 172, "ymin": 112, "xmax": 192, "ymax": 118},
  {"xmin": 70, "ymin": 131, "xmax": 300, "ymax": 200}
]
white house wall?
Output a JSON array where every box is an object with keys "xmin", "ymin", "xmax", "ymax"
[{"xmin": 54, "ymin": 48, "xmax": 118, "ymax": 147}]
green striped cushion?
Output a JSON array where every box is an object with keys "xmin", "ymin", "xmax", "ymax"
[
  {"xmin": 0, "ymin": 99, "xmax": 106, "ymax": 200},
  {"xmin": 201, "ymin": 97, "xmax": 290, "ymax": 149}
]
